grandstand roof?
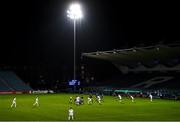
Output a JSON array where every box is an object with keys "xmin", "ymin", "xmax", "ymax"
[{"xmin": 82, "ymin": 43, "xmax": 180, "ymax": 66}]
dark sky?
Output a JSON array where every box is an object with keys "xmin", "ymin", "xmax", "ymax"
[{"xmin": 1, "ymin": 0, "xmax": 180, "ymax": 67}]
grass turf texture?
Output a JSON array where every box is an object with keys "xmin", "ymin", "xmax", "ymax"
[{"xmin": 0, "ymin": 94, "xmax": 180, "ymax": 121}]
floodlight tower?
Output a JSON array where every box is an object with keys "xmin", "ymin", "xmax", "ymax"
[{"xmin": 67, "ymin": 3, "xmax": 83, "ymax": 86}]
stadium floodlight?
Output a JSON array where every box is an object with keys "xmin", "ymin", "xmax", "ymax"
[
  {"xmin": 67, "ymin": 3, "xmax": 83, "ymax": 87},
  {"xmin": 67, "ymin": 3, "xmax": 83, "ymax": 20}
]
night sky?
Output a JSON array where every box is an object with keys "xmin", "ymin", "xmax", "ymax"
[{"xmin": 1, "ymin": 0, "xmax": 180, "ymax": 67}]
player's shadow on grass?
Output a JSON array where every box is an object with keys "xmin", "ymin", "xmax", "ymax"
[{"xmin": 32, "ymin": 105, "xmax": 40, "ymax": 109}]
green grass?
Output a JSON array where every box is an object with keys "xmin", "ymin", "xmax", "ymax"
[{"xmin": 0, "ymin": 93, "xmax": 180, "ymax": 121}]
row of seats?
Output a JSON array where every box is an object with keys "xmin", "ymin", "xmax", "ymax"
[
  {"xmin": 0, "ymin": 71, "xmax": 32, "ymax": 91},
  {"xmin": 99, "ymin": 73, "xmax": 180, "ymax": 89}
]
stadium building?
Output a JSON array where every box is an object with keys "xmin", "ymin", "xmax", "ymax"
[
  {"xmin": 0, "ymin": 71, "xmax": 32, "ymax": 94},
  {"xmin": 82, "ymin": 43, "xmax": 180, "ymax": 99}
]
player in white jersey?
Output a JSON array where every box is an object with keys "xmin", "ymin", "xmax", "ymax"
[
  {"xmin": 33, "ymin": 97, "xmax": 39, "ymax": 107},
  {"xmin": 149, "ymin": 94, "xmax": 153, "ymax": 102},
  {"xmin": 130, "ymin": 95, "xmax": 134, "ymax": 102},
  {"xmin": 68, "ymin": 107, "xmax": 74, "ymax": 120},
  {"xmin": 118, "ymin": 94, "xmax": 122, "ymax": 102},
  {"xmin": 11, "ymin": 97, "xmax": 16, "ymax": 108},
  {"xmin": 97, "ymin": 95, "xmax": 101, "ymax": 104},
  {"xmin": 75, "ymin": 96, "xmax": 80, "ymax": 105},
  {"xmin": 87, "ymin": 97, "xmax": 92, "ymax": 104}
]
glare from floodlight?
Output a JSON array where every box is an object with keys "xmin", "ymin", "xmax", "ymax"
[{"xmin": 67, "ymin": 3, "xmax": 83, "ymax": 20}]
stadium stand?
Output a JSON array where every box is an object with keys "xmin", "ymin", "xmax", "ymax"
[
  {"xmin": 82, "ymin": 43, "xmax": 180, "ymax": 98},
  {"xmin": 0, "ymin": 78, "xmax": 12, "ymax": 91},
  {"xmin": 0, "ymin": 71, "xmax": 32, "ymax": 93},
  {"xmin": 105, "ymin": 73, "xmax": 180, "ymax": 89}
]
